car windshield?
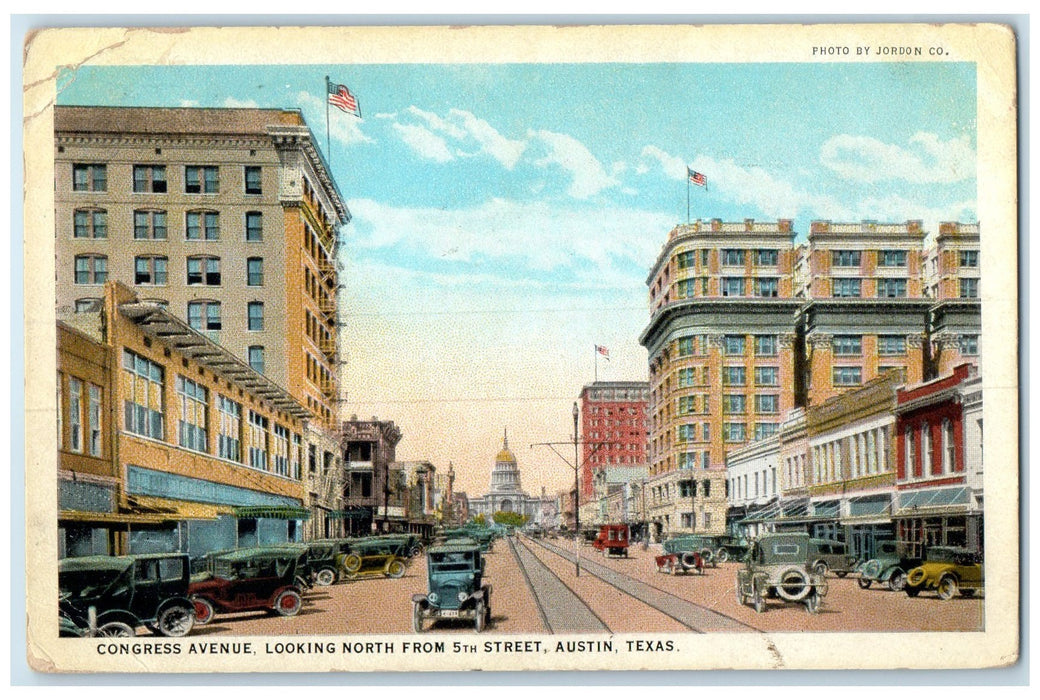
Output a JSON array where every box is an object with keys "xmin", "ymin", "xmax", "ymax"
[{"xmin": 430, "ymin": 551, "xmax": 475, "ymax": 572}]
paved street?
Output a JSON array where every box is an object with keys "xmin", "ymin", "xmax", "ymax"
[{"xmin": 184, "ymin": 534, "xmax": 983, "ymax": 638}]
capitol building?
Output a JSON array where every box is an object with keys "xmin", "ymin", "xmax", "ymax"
[{"xmin": 468, "ymin": 430, "xmax": 550, "ymax": 523}]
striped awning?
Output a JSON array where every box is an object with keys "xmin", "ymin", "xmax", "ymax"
[{"xmin": 233, "ymin": 505, "xmax": 311, "ymax": 520}]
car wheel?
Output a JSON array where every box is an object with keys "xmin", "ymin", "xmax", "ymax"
[
  {"xmin": 412, "ymin": 602, "xmax": 425, "ymax": 633},
  {"xmin": 937, "ymin": 574, "xmax": 958, "ymax": 601},
  {"xmin": 906, "ymin": 568, "xmax": 927, "ymax": 588},
  {"xmin": 736, "ymin": 581, "xmax": 747, "ymax": 606},
  {"xmin": 888, "ymin": 570, "xmax": 907, "ymax": 592},
  {"xmin": 681, "ymin": 552, "xmax": 700, "ymax": 570},
  {"xmin": 805, "ymin": 592, "xmax": 821, "ymax": 614},
  {"xmin": 192, "ymin": 598, "xmax": 215, "ymax": 625},
  {"xmin": 701, "ymin": 549, "xmax": 716, "ymax": 567},
  {"xmin": 474, "ymin": 600, "xmax": 486, "ymax": 633},
  {"xmin": 857, "ymin": 578, "xmax": 872, "ymax": 589},
  {"xmin": 776, "ymin": 567, "xmax": 812, "ymax": 602},
  {"xmin": 716, "ymin": 549, "xmax": 729, "ymax": 564},
  {"xmin": 752, "ymin": 587, "xmax": 766, "ymax": 614},
  {"xmin": 342, "ymin": 554, "xmax": 362, "ymax": 574},
  {"xmin": 315, "ymin": 568, "xmax": 337, "ymax": 587},
  {"xmin": 813, "ymin": 561, "xmax": 828, "ymax": 577},
  {"xmin": 385, "ymin": 559, "xmax": 406, "ymax": 579},
  {"xmin": 156, "ymin": 605, "xmax": 194, "ymax": 637},
  {"xmin": 97, "ymin": 620, "xmax": 136, "ymax": 637},
  {"xmin": 663, "ymin": 560, "xmax": 674, "ymax": 575},
  {"xmin": 905, "ymin": 585, "xmax": 921, "ymax": 598},
  {"xmin": 274, "ymin": 589, "xmax": 303, "ymax": 617}
]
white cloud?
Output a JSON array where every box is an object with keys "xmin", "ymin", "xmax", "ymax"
[
  {"xmin": 391, "ymin": 122, "xmax": 454, "ymax": 162},
  {"xmin": 294, "ymin": 90, "xmax": 372, "ymax": 146},
  {"xmin": 819, "ymin": 132, "xmax": 976, "ymax": 184},
  {"xmin": 527, "ymin": 129, "xmax": 619, "ymax": 199},
  {"xmin": 639, "ymin": 145, "xmax": 687, "ymax": 178},
  {"xmin": 392, "ymin": 106, "xmax": 526, "ymax": 170},
  {"xmin": 449, "ymin": 109, "xmax": 526, "ymax": 169}
]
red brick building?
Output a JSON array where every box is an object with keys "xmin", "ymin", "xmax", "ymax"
[{"xmin": 578, "ymin": 381, "xmax": 649, "ymax": 502}]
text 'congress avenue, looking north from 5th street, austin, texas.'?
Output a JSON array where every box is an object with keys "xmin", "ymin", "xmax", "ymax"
[{"xmin": 51, "ymin": 54, "xmax": 986, "ymax": 643}]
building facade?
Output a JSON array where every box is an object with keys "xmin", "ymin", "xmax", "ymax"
[
  {"xmin": 469, "ymin": 431, "xmax": 546, "ymax": 522},
  {"xmin": 54, "ymin": 106, "xmax": 350, "ymax": 537},
  {"xmin": 58, "ymin": 282, "xmax": 310, "ymax": 557},
  {"xmin": 341, "ymin": 416, "xmax": 402, "ymax": 535},
  {"xmin": 578, "ymin": 381, "xmax": 650, "ymax": 502}
]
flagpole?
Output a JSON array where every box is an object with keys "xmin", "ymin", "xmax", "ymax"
[
  {"xmin": 687, "ymin": 172, "xmax": 691, "ymax": 223},
  {"xmin": 594, "ymin": 346, "xmax": 598, "ymax": 383},
  {"xmin": 324, "ymin": 76, "xmax": 332, "ymax": 168}
]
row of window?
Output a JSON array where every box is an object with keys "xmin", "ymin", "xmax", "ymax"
[
  {"xmin": 677, "ymin": 334, "xmax": 780, "ymax": 358},
  {"xmin": 676, "ymin": 276, "xmax": 781, "ymax": 298},
  {"xmin": 57, "ymin": 374, "xmax": 103, "ymax": 457},
  {"xmin": 730, "ymin": 467, "xmax": 777, "ymax": 502},
  {"xmin": 677, "ymin": 249, "xmax": 782, "ymax": 269},
  {"xmin": 812, "ymin": 426, "xmax": 891, "ymax": 484},
  {"xmin": 903, "ymin": 419, "xmax": 958, "ymax": 479},
  {"xmin": 121, "ymin": 349, "xmax": 300, "ymax": 477},
  {"xmin": 677, "ymin": 366, "xmax": 780, "ymax": 388},
  {"xmin": 73, "ymin": 163, "xmax": 263, "ymax": 196},
  {"xmin": 74, "ymin": 255, "xmax": 267, "ymax": 287},
  {"xmin": 72, "ymin": 209, "xmax": 265, "ymax": 242}
]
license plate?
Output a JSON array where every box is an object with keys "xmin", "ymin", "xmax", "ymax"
[{"xmin": 439, "ymin": 610, "xmax": 459, "ymax": 618}]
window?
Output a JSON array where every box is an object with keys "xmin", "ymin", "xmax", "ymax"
[
  {"xmin": 754, "ymin": 278, "xmax": 779, "ymax": 297},
  {"xmin": 187, "ymin": 301, "xmax": 222, "ymax": 331},
  {"xmin": 248, "ymin": 346, "xmax": 265, "ymax": 374},
  {"xmin": 74, "ymin": 255, "xmax": 107, "ymax": 284},
  {"xmin": 723, "ymin": 335, "xmax": 745, "ymax": 355},
  {"xmin": 723, "ymin": 366, "xmax": 746, "ymax": 386},
  {"xmin": 960, "ymin": 278, "xmax": 980, "ymax": 298},
  {"xmin": 722, "ymin": 277, "xmax": 745, "ymax": 297},
  {"xmin": 678, "ymin": 452, "xmax": 698, "ymax": 470},
  {"xmin": 833, "ymin": 335, "xmax": 862, "ymax": 356},
  {"xmin": 74, "ymin": 298, "xmax": 102, "ymax": 313},
  {"xmin": 877, "ymin": 278, "xmax": 907, "ymax": 298},
  {"xmin": 88, "ymin": 384, "xmax": 102, "ymax": 457},
  {"xmin": 721, "ymin": 249, "xmax": 745, "ymax": 266},
  {"xmin": 68, "ymin": 378, "xmax": 82, "ymax": 453},
  {"xmin": 244, "ymin": 166, "xmax": 263, "ymax": 195},
  {"xmin": 187, "ymin": 256, "xmax": 221, "ymax": 286},
  {"xmin": 755, "ymin": 335, "xmax": 777, "ymax": 356},
  {"xmin": 960, "ymin": 250, "xmax": 979, "ymax": 267},
  {"xmin": 832, "ymin": 366, "xmax": 862, "ymax": 386},
  {"xmin": 724, "ymin": 422, "xmax": 746, "ymax": 442},
  {"xmin": 878, "ymin": 335, "xmax": 907, "ymax": 355},
  {"xmin": 123, "ymin": 350, "xmax": 164, "ymax": 440},
  {"xmin": 217, "ymin": 396, "xmax": 242, "ymax": 462},
  {"xmin": 134, "ymin": 210, "xmax": 168, "ymax": 240},
  {"xmin": 246, "ymin": 257, "xmax": 264, "ymax": 286},
  {"xmin": 677, "ymin": 368, "xmax": 696, "ymax": 388},
  {"xmin": 186, "ymin": 211, "xmax": 220, "ymax": 240},
  {"xmin": 904, "ymin": 427, "xmax": 916, "ymax": 476},
  {"xmin": 879, "ymin": 250, "xmax": 907, "ymax": 267},
  {"xmin": 677, "ymin": 337, "xmax": 694, "ymax": 356},
  {"xmin": 723, "ymin": 394, "xmax": 746, "ymax": 414},
  {"xmin": 755, "ymin": 249, "xmax": 778, "ymax": 266},
  {"xmin": 134, "ymin": 256, "xmax": 168, "ymax": 285},
  {"xmin": 676, "ymin": 251, "xmax": 696, "ymax": 269},
  {"xmin": 832, "ymin": 250, "xmax": 861, "ymax": 267},
  {"xmin": 832, "ymin": 278, "xmax": 861, "ymax": 298},
  {"xmin": 921, "ymin": 424, "xmax": 932, "ymax": 475},
  {"xmin": 942, "ymin": 419, "xmax": 955, "ymax": 474},
  {"xmin": 247, "ymin": 302, "xmax": 265, "ymax": 331},
  {"xmin": 700, "ymin": 249, "xmax": 709, "ymax": 266},
  {"xmin": 245, "ymin": 212, "xmax": 263, "ymax": 241},
  {"xmin": 273, "ymin": 424, "xmax": 290, "ymax": 476},
  {"xmin": 755, "ymin": 366, "xmax": 779, "ymax": 386},
  {"xmin": 185, "ymin": 165, "xmax": 219, "ymax": 194},
  {"xmin": 248, "ymin": 411, "xmax": 269, "ymax": 470},
  {"xmin": 677, "ymin": 424, "xmax": 696, "ymax": 442},
  {"xmin": 676, "ymin": 279, "xmax": 696, "ymax": 299},
  {"xmin": 132, "ymin": 165, "xmax": 167, "ymax": 193},
  {"xmin": 960, "ymin": 335, "xmax": 980, "ymax": 355},
  {"xmin": 176, "ymin": 376, "xmax": 208, "ymax": 452},
  {"xmin": 701, "ymin": 423, "xmax": 711, "ymax": 441},
  {"xmin": 73, "ymin": 209, "xmax": 107, "ymax": 239},
  {"xmin": 72, "ymin": 163, "xmax": 106, "ymax": 192},
  {"xmin": 677, "ymin": 395, "xmax": 697, "ymax": 415},
  {"xmin": 755, "ymin": 422, "xmax": 779, "ymax": 441},
  {"xmin": 755, "ymin": 394, "xmax": 779, "ymax": 414}
]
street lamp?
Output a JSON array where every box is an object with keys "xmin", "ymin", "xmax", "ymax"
[{"xmin": 572, "ymin": 401, "xmax": 580, "ymax": 578}]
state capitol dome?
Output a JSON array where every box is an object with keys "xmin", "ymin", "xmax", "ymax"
[{"xmin": 489, "ymin": 429, "xmax": 523, "ymax": 498}]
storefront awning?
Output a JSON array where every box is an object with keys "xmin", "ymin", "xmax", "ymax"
[
  {"xmin": 60, "ymin": 509, "xmax": 176, "ymax": 525},
  {"xmin": 128, "ymin": 495, "xmax": 232, "ymax": 521},
  {"xmin": 328, "ymin": 507, "xmax": 371, "ymax": 519},
  {"xmin": 233, "ymin": 505, "xmax": 311, "ymax": 520}
]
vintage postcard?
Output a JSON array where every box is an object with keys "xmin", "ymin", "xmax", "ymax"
[{"xmin": 22, "ymin": 22, "xmax": 1018, "ymax": 674}]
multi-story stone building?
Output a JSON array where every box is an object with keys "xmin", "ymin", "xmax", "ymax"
[
  {"xmin": 578, "ymin": 380, "xmax": 650, "ymax": 502},
  {"xmin": 640, "ymin": 219, "xmax": 801, "ymax": 537},
  {"xmin": 54, "ymin": 106, "xmax": 350, "ymax": 538},
  {"xmin": 469, "ymin": 431, "xmax": 546, "ymax": 522},
  {"xmin": 341, "ymin": 416, "xmax": 402, "ymax": 535},
  {"xmin": 58, "ymin": 282, "xmax": 310, "ymax": 557},
  {"xmin": 926, "ymin": 222, "xmax": 982, "ymax": 376}
]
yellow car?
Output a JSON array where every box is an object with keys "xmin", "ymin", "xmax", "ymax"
[{"xmin": 904, "ymin": 546, "xmax": 983, "ymax": 600}]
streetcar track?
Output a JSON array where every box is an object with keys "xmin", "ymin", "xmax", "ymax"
[
  {"xmin": 507, "ymin": 536, "xmax": 611, "ymax": 634},
  {"xmin": 523, "ymin": 535, "xmax": 765, "ymax": 634}
]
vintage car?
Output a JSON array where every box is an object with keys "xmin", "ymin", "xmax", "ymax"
[
  {"xmin": 855, "ymin": 540, "xmax": 921, "ymax": 591},
  {"xmin": 302, "ymin": 540, "xmax": 352, "ymax": 586},
  {"xmin": 904, "ymin": 546, "xmax": 984, "ymax": 600},
  {"xmin": 59, "ymin": 553, "xmax": 196, "ymax": 637},
  {"xmin": 188, "ymin": 546, "xmax": 307, "ymax": 623},
  {"xmin": 808, "ymin": 538, "xmax": 857, "ymax": 577},
  {"xmin": 370, "ymin": 533, "xmax": 424, "ymax": 558},
  {"xmin": 336, "ymin": 537, "xmax": 409, "ymax": 580},
  {"xmin": 591, "ymin": 524, "xmax": 630, "ymax": 557},
  {"xmin": 736, "ymin": 533, "xmax": 828, "ymax": 614},
  {"xmin": 412, "ymin": 541, "xmax": 492, "ymax": 632},
  {"xmin": 654, "ymin": 537, "xmax": 705, "ymax": 575}
]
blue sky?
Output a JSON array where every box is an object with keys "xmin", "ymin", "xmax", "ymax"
[{"xmin": 57, "ymin": 61, "xmax": 977, "ymax": 495}]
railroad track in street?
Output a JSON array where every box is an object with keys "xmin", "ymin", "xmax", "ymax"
[
  {"xmin": 507, "ymin": 534, "xmax": 610, "ymax": 634},
  {"xmin": 519, "ymin": 535, "xmax": 763, "ymax": 634}
]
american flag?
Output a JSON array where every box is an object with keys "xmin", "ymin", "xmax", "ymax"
[
  {"xmin": 328, "ymin": 81, "xmax": 361, "ymax": 117},
  {"xmin": 596, "ymin": 345, "xmax": 610, "ymax": 360},
  {"xmin": 688, "ymin": 167, "xmax": 707, "ymax": 187}
]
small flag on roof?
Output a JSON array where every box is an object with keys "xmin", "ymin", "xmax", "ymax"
[
  {"xmin": 327, "ymin": 80, "xmax": 361, "ymax": 118},
  {"xmin": 596, "ymin": 345, "xmax": 610, "ymax": 360},
  {"xmin": 688, "ymin": 167, "xmax": 707, "ymax": 187}
]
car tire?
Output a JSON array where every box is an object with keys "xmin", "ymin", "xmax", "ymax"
[
  {"xmin": 315, "ymin": 568, "xmax": 337, "ymax": 587},
  {"xmin": 857, "ymin": 578, "xmax": 872, "ymax": 589},
  {"xmin": 776, "ymin": 567, "xmax": 812, "ymax": 602},
  {"xmin": 805, "ymin": 592, "xmax": 821, "ymax": 614},
  {"xmin": 905, "ymin": 585, "xmax": 921, "ymax": 598},
  {"xmin": 888, "ymin": 570, "xmax": 907, "ymax": 592},
  {"xmin": 342, "ymin": 554, "xmax": 362, "ymax": 574},
  {"xmin": 663, "ymin": 560, "xmax": 675, "ymax": 575},
  {"xmin": 701, "ymin": 549, "xmax": 716, "ymax": 567},
  {"xmin": 385, "ymin": 559, "xmax": 406, "ymax": 579},
  {"xmin": 412, "ymin": 602, "xmax": 425, "ymax": 634},
  {"xmin": 474, "ymin": 600, "xmax": 486, "ymax": 633},
  {"xmin": 681, "ymin": 552, "xmax": 700, "ymax": 570},
  {"xmin": 736, "ymin": 583, "xmax": 746, "ymax": 606},
  {"xmin": 156, "ymin": 605, "xmax": 194, "ymax": 638},
  {"xmin": 937, "ymin": 574, "xmax": 959, "ymax": 601},
  {"xmin": 906, "ymin": 568, "xmax": 927, "ymax": 587},
  {"xmin": 716, "ymin": 549, "xmax": 729, "ymax": 564},
  {"xmin": 274, "ymin": 589, "xmax": 303, "ymax": 617},
  {"xmin": 97, "ymin": 620, "xmax": 136, "ymax": 637},
  {"xmin": 752, "ymin": 587, "xmax": 766, "ymax": 614},
  {"xmin": 192, "ymin": 597, "xmax": 215, "ymax": 626}
]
